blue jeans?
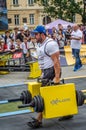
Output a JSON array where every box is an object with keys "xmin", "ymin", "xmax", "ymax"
[{"xmin": 72, "ymin": 48, "xmax": 82, "ymax": 69}]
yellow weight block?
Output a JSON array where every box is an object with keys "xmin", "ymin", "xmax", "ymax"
[
  {"xmin": 40, "ymin": 83, "xmax": 78, "ymax": 119},
  {"xmin": 0, "ymin": 61, "xmax": 7, "ymax": 66},
  {"xmin": 28, "ymin": 82, "xmax": 41, "ymax": 98},
  {"xmin": 28, "ymin": 81, "xmax": 42, "ymax": 112},
  {"xmin": 0, "ymin": 71, "xmax": 9, "ymax": 75},
  {"xmin": 28, "ymin": 61, "xmax": 41, "ymax": 79}
]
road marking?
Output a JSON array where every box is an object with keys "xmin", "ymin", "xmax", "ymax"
[
  {"xmin": 0, "ymin": 83, "xmax": 26, "ymax": 88},
  {"xmin": 0, "ymin": 110, "xmax": 31, "ymax": 117},
  {"xmin": 62, "ymin": 75, "xmax": 86, "ymax": 80}
]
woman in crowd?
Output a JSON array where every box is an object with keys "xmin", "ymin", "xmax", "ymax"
[{"xmin": 57, "ymin": 30, "xmax": 65, "ymax": 48}]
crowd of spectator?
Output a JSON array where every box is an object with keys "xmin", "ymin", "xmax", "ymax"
[
  {"xmin": 0, "ymin": 27, "xmax": 38, "ymax": 63},
  {"xmin": 0, "ymin": 24, "xmax": 86, "ymax": 63},
  {"xmin": 46, "ymin": 24, "xmax": 86, "ymax": 48}
]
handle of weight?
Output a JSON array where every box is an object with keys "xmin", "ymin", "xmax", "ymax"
[
  {"xmin": 18, "ymin": 103, "xmax": 32, "ymax": 108},
  {"xmin": 37, "ymin": 78, "xmax": 48, "ymax": 83},
  {"xmin": 8, "ymin": 98, "xmax": 21, "ymax": 102},
  {"xmin": 37, "ymin": 78, "xmax": 65, "ymax": 84}
]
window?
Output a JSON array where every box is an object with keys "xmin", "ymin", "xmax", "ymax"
[
  {"xmin": 22, "ymin": 18, "xmax": 27, "ymax": 23},
  {"xmin": 8, "ymin": 18, "xmax": 12, "ymax": 24},
  {"xmin": 28, "ymin": 0, "xmax": 34, "ymax": 5},
  {"xmin": 73, "ymin": 15, "xmax": 75, "ymax": 23},
  {"xmin": 13, "ymin": 0, "xmax": 19, "ymax": 6},
  {"xmin": 29, "ymin": 14, "xmax": 34, "ymax": 25},
  {"xmin": 14, "ymin": 15, "xmax": 19, "ymax": 25}
]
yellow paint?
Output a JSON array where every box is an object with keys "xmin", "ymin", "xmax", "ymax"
[
  {"xmin": 40, "ymin": 83, "xmax": 78, "ymax": 119},
  {"xmin": 64, "ymin": 46, "xmax": 75, "ymax": 65},
  {"xmin": 64, "ymin": 45, "xmax": 86, "ymax": 65}
]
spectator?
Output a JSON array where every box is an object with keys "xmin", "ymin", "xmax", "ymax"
[
  {"xmin": 78, "ymin": 24, "xmax": 84, "ymax": 44},
  {"xmin": 65, "ymin": 25, "xmax": 72, "ymax": 45},
  {"xmin": 57, "ymin": 30, "xmax": 65, "ymax": 48},
  {"xmin": 52, "ymin": 32, "xmax": 58, "ymax": 42},
  {"xmin": 4, "ymin": 30, "xmax": 12, "ymax": 45},
  {"xmin": 24, "ymin": 28, "xmax": 30, "ymax": 39},
  {"xmin": 16, "ymin": 27, "xmax": 26, "ymax": 42},
  {"xmin": 11, "ymin": 27, "xmax": 19, "ymax": 42},
  {"xmin": 57, "ymin": 24, "xmax": 63, "ymax": 32},
  {"xmin": 7, "ymin": 38, "xmax": 16, "ymax": 52},
  {"xmin": 0, "ymin": 39, "xmax": 7, "ymax": 52},
  {"xmin": 29, "ymin": 37, "xmax": 37, "ymax": 49},
  {"xmin": 70, "ymin": 24, "xmax": 83, "ymax": 71},
  {"xmin": 21, "ymin": 37, "xmax": 29, "ymax": 63},
  {"xmin": 15, "ymin": 39, "xmax": 22, "ymax": 50},
  {"xmin": 83, "ymin": 26, "xmax": 86, "ymax": 44}
]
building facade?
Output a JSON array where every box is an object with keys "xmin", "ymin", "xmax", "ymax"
[
  {"xmin": 75, "ymin": 0, "xmax": 83, "ymax": 24},
  {"xmin": 7, "ymin": 0, "xmax": 82, "ymax": 30},
  {"xmin": 7, "ymin": 0, "xmax": 45, "ymax": 29}
]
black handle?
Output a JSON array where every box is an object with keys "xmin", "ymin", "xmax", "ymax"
[
  {"xmin": 8, "ymin": 98, "xmax": 21, "ymax": 102},
  {"xmin": 18, "ymin": 103, "xmax": 31, "ymax": 108}
]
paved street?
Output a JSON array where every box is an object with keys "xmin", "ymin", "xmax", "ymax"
[
  {"xmin": 0, "ymin": 65, "xmax": 86, "ymax": 87},
  {"xmin": 0, "ymin": 65, "xmax": 86, "ymax": 130}
]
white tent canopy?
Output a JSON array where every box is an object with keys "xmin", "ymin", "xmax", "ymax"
[{"xmin": 45, "ymin": 19, "xmax": 74, "ymax": 29}]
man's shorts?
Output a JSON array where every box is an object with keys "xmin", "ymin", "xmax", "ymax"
[
  {"xmin": 42, "ymin": 66, "xmax": 61, "ymax": 80},
  {"xmin": 42, "ymin": 66, "xmax": 55, "ymax": 80}
]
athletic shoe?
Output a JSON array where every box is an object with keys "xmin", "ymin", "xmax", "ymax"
[
  {"xmin": 27, "ymin": 117, "xmax": 42, "ymax": 128},
  {"xmin": 58, "ymin": 115, "xmax": 73, "ymax": 121},
  {"xmin": 73, "ymin": 68, "xmax": 78, "ymax": 72},
  {"xmin": 78, "ymin": 64, "xmax": 83, "ymax": 69}
]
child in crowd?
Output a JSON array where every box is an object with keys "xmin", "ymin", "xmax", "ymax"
[
  {"xmin": 15, "ymin": 39, "xmax": 22, "ymax": 50},
  {"xmin": 21, "ymin": 37, "xmax": 29, "ymax": 63},
  {"xmin": 0, "ymin": 39, "xmax": 7, "ymax": 52},
  {"xmin": 7, "ymin": 38, "xmax": 16, "ymax": 52}
]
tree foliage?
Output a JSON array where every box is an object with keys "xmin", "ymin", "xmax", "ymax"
[{"xmin": 35, "ymin": 0, "xmax": 83, "ymax": 22}]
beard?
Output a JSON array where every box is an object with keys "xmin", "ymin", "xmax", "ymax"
[{"xmin": 37, "ymin": 37, "xmax": 43, "ymax": 43}]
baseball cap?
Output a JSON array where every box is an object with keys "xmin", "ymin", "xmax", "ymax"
[{"xmin": 33, "ymin": 25, "xmax": 46, "ymax": 34}]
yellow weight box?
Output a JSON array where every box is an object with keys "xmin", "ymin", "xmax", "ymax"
[
  {"xmin": 40, "ymin": 83, "xmax": 78, "ymax": 119},
  {"xmin": 28, "ymin": 82, "xmax": 41, "ymax": 98},
  {"xmin": 28, "ymin": 61, "xmax": 41, "ymax": 79}
]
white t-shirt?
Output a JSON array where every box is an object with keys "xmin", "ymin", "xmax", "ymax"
[
  {"xmin": 37, "ymin": 37, "xmax": 59, "ymax": 70},
  {"xmin": 21, "ymin": 42, "xmax": 29, "ymax": 54},
  {"xmin": 70, "ymin": 29, "xmax": 82, "ymax": 49}
]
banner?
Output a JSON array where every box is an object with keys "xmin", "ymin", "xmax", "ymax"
[
  {"xmin": 0, "ymin": 0, "xmax": 8, "ymax": 30},
  {"xmin": 0, "ymin": 50, "xmax": 23, "ymax": 66},
  {"xmin": 12, "ymin": 52, "xmax": 23, "ymax": 59}
]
